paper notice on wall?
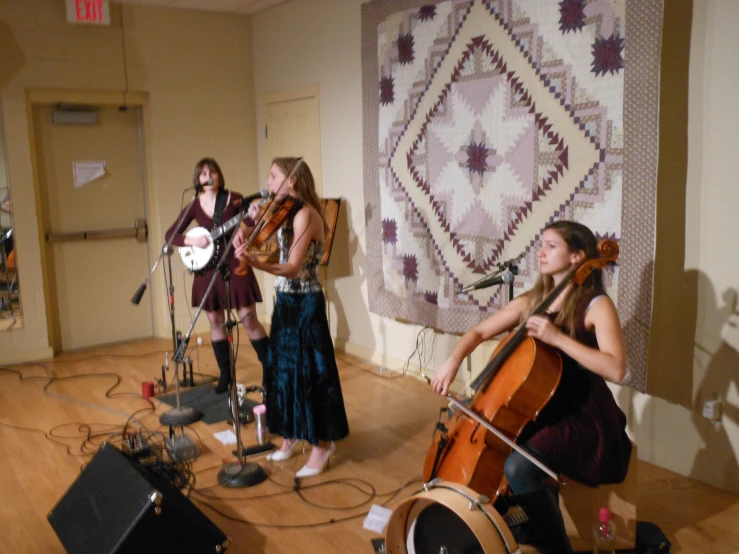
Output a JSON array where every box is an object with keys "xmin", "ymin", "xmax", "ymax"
[{"xmin": 73, "ymin": 161, "xmax": 106, "ymax": 187}]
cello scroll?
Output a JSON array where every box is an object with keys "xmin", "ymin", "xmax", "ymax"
[{"xmin": 573, "ymin": 239, "xmax": 619, "ymax": 286}]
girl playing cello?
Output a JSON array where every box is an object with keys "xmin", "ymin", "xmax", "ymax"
[{"xmin": 431, "ymin": 220, "xmax": 632, "ymax": 554}]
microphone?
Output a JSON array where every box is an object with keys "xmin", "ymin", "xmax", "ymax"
[
  {"xmin": 460, "ymin": 269, "xmax": 515, "ymax": 293},
  {"xmin": 192, "ymin": 177, "xmax": 214, "ymax": 192},
  {"xmin": 131, "ymin": 283, "xmax": 147, "ymax": 305},
  {"xmin": 235, "ymin": 188, "xmax": 270, "ymax": 207}
]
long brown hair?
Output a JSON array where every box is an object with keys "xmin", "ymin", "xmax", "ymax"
[
  {"xmin": 271, "ymin": 157, "xmax": 328, "ymax": 235},
  {"xmin": 193, "ymin": 158, "xmax": 225, "ymax": 189},
  {"xmin": 523, "ymin": 220, "xmax": 603, "ymax": 336}
]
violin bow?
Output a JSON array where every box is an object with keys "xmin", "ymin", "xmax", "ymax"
[{"xmin": 247, "ymin": 157, "xmax": 304, "ymax": 243}]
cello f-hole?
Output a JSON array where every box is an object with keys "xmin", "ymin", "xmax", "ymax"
[{"xmin": 469, "ymin": 421, "xmax": 482, "ymax": 444}]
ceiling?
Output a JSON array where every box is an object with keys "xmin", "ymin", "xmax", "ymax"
[{"xmin": 113, "ymin": 0, "xmax": 292, "ymax": 15}]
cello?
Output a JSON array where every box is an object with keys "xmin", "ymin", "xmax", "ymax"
[{"xmin": 423, "ymin": 239, "xmax": 619, "ymax": 502}]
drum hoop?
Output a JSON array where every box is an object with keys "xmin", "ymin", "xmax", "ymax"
[{"xmin": 385, "ymin": 480, "xmax": 518, "ymax": 554}]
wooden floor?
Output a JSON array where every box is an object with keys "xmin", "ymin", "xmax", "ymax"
[{"xmin": 1, "ymin": 338, "xmax": 738, "ymax": 553}]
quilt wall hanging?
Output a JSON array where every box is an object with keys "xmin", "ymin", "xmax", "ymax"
[{"xmin": 361, "ymin": 0, "xmax": 663, "ymax": 391}]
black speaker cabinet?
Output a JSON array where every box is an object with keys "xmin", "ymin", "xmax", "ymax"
[{"xmin": 48, "ymin": 442, "xmax": 230, "ymax": 553}]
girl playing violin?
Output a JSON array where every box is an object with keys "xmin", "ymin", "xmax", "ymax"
[
  {"xmin": 431, "ymin": 220, "xmax": 632, "ymax": 554},
  {"xmin": 165, "ymin": 158, "xmax": 270, "ymax": 393},
  {"xmin": 235, "ymin": 157, "xmax": 349, "ymax": 478}
]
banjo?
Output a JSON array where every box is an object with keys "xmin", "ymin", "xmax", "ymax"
[{"xmin": 178, "ymin": 190, "xmax": 268, "ymax": 272}]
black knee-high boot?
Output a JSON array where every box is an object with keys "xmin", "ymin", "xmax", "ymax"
[
  {"xmin": 250, "ymin": 336, "xmax": 270, "ymax": 389},
  {"xmin": 212, "ymin": 339, "xmax": 232, "ymax": 394},
  {"xmin": 513, "ymin": 487, "xmax": 573, "ymax": 554}
]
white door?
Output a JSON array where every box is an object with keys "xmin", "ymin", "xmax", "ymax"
[
  {"xmin": 34, "ymin": 105, "xmax": 153, "ymax": 351},
  {"xmin": 264, "ymin": 94, "xmax": 322, "ymax": 195}
]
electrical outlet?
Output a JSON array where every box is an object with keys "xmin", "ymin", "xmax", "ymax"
[{"xmin": 703, "ymin": 398, "xmax": 722, "ymax": 421}]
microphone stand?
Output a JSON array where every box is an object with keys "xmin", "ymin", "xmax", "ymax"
[
  {"xmin": 131, "ymin": 188, "xmax": 203, "ymax": 428},
  {"xmin": 158, "ymin": 248, "xmax": 203, "ymax": 428},
  {"xmin": 131, "ymin": 187, "xmax": 200, "ymax": 307},
  {"xmin": 172, "ymin": 204, "xmax": 267, "ymax": 488},
  {"xmin": 459, "ymin": 260, "xmax": 520, "ymax": 302},
  {"xmin": 458, "ymin": 259, "xmax": 520, "ymax": 396},
  {"xmin": 499, "ymin": 259, "xmax": 519, "ymax": 303}
]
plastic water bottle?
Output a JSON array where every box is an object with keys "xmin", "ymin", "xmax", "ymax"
[
  {"xmin": 593, "ymin": 506, "xmax": 616, "ymax": 554},
  {"xmin": 253, "ymin": 404, "xmax": 267, "ymax": 445}
]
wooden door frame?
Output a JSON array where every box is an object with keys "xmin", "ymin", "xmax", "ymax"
[{"xmin": 26, "ymin": 89, "xmax": 156, "ymax": 351}]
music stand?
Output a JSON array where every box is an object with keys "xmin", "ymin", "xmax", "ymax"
[
  {"xmin": 319, "ymin": 198, "xmax": 341, "ymax": 266},
  {"xmin": 172, "ymin": 204, "xmax": 266, "ymax": 488}
]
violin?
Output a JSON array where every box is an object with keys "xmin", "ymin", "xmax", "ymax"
[
  {"xmin": 234, "ymin": 158, "xmax": 307, "ymax": 276},
  {"xmin": 423, "ymin": 239, "xmax": 619, "ymax": 502},
  {"xmin": 234, "ymin": 192, "xmax": 301, "ymax": 275}
]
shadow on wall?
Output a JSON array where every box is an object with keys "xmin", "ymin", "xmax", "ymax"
[
  {"xmin": 617, "ymin": 270, "xmax": 739, "ymax": 552},
  {"xmin": 689, "ymin": 279, "xmax": 739, "ymax": 494},
  {"xmin": 620, "ymin": 269, "xmax": 739, "ymax": 498},
  {"xmin": 325, "ymin": 198, "xmax": 374, "ymax": 354}
]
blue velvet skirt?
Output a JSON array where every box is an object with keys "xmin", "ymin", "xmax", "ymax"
[{"xmin": 265, "ymin": 291, "xmax": 349, "ymax": 445}]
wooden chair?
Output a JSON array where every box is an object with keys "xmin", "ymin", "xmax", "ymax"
[{"xmin": 559, "ymin": 441, "xmax": 638, "ymax": 551}]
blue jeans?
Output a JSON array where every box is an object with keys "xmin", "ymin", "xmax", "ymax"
[{"xmin": 504, "ymin": 448, "xmax": 549, "ymax": 494}]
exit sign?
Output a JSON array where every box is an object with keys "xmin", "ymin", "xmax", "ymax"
[{"xmin": 66, "ymin": 0, "xmax": 110, "ymax": 25}]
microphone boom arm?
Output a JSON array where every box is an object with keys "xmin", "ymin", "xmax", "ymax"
[
  {"xmin": 131, "ymin": 187, "xmax": 201, "ymax": 305},
  {"xmin": 459, "ymin": 252, "xmax": 523, "ymax": 293}
]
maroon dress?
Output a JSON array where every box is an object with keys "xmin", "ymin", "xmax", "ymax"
[
  {"xmin": 165, "ymin": 191, "xmax": 262, "ymax": 311},
  {"xmin": 519, "ymin": 288, "xmax": 632, "ymax": 487}
]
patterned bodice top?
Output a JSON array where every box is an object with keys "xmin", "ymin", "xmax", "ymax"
[{"xmin": 274, "ymin": 217, "xmax": 324, "ymax": 294}]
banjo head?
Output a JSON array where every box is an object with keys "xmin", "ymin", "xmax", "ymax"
[{"xmin": 179, "ymin": 227, "xmax": 215, "ymax": 272}]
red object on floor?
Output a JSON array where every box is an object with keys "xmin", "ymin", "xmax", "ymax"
[{"xmin": 142, "ymin": 381, "xmax": 155, "ymax": 398}]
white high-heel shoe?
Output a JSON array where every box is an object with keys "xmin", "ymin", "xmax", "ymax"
[
  {"xmin": 266, "ymin": 439, "xmax": 299, "ymax": 461},
  {"xmin": 295, "ymin": 442, "xmax": 335, "ymax": 478}
]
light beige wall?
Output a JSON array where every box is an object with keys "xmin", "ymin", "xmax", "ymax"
[
  {"xmin": 617, "ymin": 0, "xmax": 739, "ymax": 493},
  {"xmin": 252, "ymin": 0, "xmax": 739, "ymax": 493},
  {"xmin": 0, "ymin": 0, "xmax": 258, "ymax": 364},
  {"xmin": 252, "ymin": 0, "xmax": 462, "ymax": 374}
]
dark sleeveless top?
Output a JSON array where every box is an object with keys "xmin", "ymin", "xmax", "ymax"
[{"xmin": 519, "ymin": 288, "xmax": 632, "ymax": 486}]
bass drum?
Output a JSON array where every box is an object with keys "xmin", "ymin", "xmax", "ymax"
[{"xmin": 385, "ymin": 480, "xmax": 517, "ymax": 554}]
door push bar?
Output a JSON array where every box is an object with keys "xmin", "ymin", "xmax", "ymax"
[{"xmin": 46, "ymin": 218, "xmax": 147, "ymax": 243}]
